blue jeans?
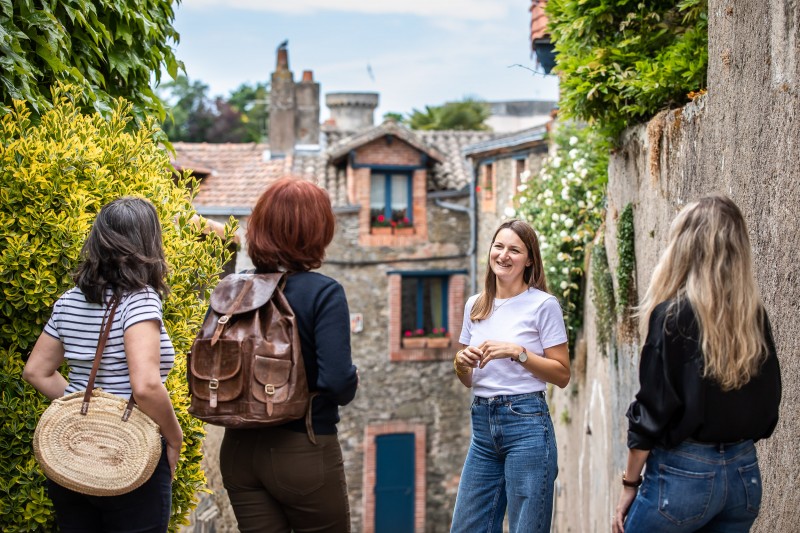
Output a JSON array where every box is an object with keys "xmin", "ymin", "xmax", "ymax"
[
  {"xmin": 46, "ymin": 438, "xmax": 172, "ymax": 532},
  {"xmin": 450, "ymin": 392, "xmax": 557, "ymax": 533},
  {"xmin": 625, "ymin": 440, "xmax": 761, "ymax": 532}
]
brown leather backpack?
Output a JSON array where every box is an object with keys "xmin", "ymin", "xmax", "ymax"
[{"xmin": 188, "ymin": 273, "xmax": 316, "ymax": 442}]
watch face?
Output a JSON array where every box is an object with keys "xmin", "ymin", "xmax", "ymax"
[{"xmin": 518, "ymin": 350, "xmax": 528, "ymax": 363}]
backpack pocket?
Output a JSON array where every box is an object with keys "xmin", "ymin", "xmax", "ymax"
[
  {"xmin": 190, "ymin": 338, "xmax": 246, "ymax": 404},
  {"xmin": 252, "ymin": 356, "xmax": 293, "ymax": 409}
]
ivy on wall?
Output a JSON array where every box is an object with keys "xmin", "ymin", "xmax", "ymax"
[
  {"xmin": 546, "ymin": 0, "xmax": 708, "ymax": 141},
  {"xmin": 514, "ymin": 122, "xmax": 609, "ymax": 357},
  {"xmin": 590, "ymin": 236, "xmax": 616, "ymax": 357},
  {"xmin": 616, "ymin": 203, "xmax": 638, "ymax": 341}
]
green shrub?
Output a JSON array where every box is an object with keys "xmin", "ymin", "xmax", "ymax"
[
  {"xmin": 0, "ymin": 84, "xmax": 236, "ymax": 532},
  {"xmin": 514, "ymin": 122, "xmax": 608, "ymax": 357},
  {"xmin": 547, "ymin": 0, "xmax": 708, "ymax": 140}
]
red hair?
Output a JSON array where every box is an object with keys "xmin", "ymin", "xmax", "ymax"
[{"xmin": 247, "ymin": 177, "xmax": 335, "ymax": 272}]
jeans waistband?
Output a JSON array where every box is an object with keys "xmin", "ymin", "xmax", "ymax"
[
  {"xmin": 473, "ymin": 391, "xmax": 545, "ymax": 404},
  {"xmin": 681, "ymin": 438, "xmax": 753, "ymax": 454}
]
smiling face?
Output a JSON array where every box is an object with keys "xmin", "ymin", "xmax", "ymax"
[{"xmin": 490, "ymin": 228, "xmax": 532, "ymax": 284}]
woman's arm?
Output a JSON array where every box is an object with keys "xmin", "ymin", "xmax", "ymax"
[
  {"xmin": 22, "ymin": 334, "xmax": 67, "ymax": 399},
  {"xmin": 477, "ymin": 340, "xmax": 571, "ymax": 388},
  {"xmin": 314, "ymin": 282, "xmax": 358, "ymax": 405},
  {"xmin": 613, "ymin": 448, "xmax": 650, "ymax": 533},
  {"xmin": 125, "ymin": 320, "xmax": 183, "ymax": 478}
]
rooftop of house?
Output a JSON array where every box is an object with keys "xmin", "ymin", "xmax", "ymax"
[
  {"xmin": 530, "ymin": 0, "xmax": 550, "ymax": 41},
  {"xmin": 171, "ymin": 124, "xmax": 498, "ymax": 213}
]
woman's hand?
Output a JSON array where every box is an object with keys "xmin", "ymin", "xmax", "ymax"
[
  {"xmin": 166, "ymin": 440, "xmax": 182, "ymax": 479},
  {"xmin": 613, "ymin": 487, "xmax": 637, "ymax": 533},
  {"xmin": 456, "ymin": 345, "xmax": 483, "ymax": 370},
  {"xmin": 477, "ymin": 340, "xmax": 520, "ymax": 368}
]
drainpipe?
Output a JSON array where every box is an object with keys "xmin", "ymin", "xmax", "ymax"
[{"xmin": 435, "ymin": 174, "xmax": 478, "ymax": 295}]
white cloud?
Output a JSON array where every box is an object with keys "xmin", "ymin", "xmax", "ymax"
[{"xmin": 185, "ymin": 0, "xmax": 516, "ymax": 21}]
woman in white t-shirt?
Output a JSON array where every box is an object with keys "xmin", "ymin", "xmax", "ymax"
[
  {"xmin": 23, "ymin": 197, "xmax": 182, "ymax": 533},
  {"xmin": 450, "ymin": 219, "xmax": 570, "ymax": 533}
]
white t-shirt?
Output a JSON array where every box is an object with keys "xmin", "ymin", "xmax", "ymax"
[
  {"xmin": 459, "ymin": 288, "xmax": 568, "ymax": 397},
  {"xmin": 44, "ymin": 286, "xmax": 175, "ymax": 397}
]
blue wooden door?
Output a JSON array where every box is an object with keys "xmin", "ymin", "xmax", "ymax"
[{"xmin": 374, "ymin": 433, "xmax": 415, "ymax": 532}]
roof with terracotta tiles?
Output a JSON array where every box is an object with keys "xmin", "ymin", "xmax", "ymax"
[
  {"xmin": 530, "ymin": 0, "xmax": 550, "ymax": 41},
  {"xmin": 327, "ymin": 120, "xmax": 446, "ymax": 163},
  {"xmin": 171, "ymin": 125, "xmax": 499, "ymax": 212}
]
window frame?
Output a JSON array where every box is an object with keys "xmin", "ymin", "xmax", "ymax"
[
  {"xmin": 370, "ymin": 169, "xmax": 414, "ymax": 226},
  {"xmin": 388, "ymin": 271, "xmax": 467, "ymax": 362}
]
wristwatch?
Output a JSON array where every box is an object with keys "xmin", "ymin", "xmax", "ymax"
[{"xmin": 516, "ymin": 347, "xmax": 528, "ymax": 363}]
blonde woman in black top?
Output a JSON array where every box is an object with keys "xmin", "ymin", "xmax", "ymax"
[{"xmin": 613, "ymin": 194, "xmax": 781, "ymax": 533}]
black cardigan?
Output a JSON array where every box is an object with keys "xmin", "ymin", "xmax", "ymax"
[
  {"xmin": 626, "ymin": 299, "xmax": 781, "ymax": 450},
  {"xmin": 262, "ymin": 270, "xmax": 359, "ymax": 435}
]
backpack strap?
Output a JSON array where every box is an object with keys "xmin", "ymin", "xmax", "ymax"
[{"xmin": 305, "ymin": 392, "xmax": 319, "ymax": 445}]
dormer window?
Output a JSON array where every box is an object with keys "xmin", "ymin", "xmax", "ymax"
[{"xmin": 370, "ymin": 171, "xmax": 413, "ymax": 230}]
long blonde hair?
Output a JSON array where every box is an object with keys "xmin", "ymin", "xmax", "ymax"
[
  {"xmin": 471, "ymin": 220, "xmax": 548, "ymax": 321},
  {"xmin": 639, "ymin": 194, "xmax": 768, "ymax": 390}
]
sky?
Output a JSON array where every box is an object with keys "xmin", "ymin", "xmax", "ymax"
[{"xmin": 169, "ymin": 0, "xmax": 560, "ymax": 121}]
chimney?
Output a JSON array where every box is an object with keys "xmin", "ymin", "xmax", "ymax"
[
  {"xmin": 294, "ymin": 70, "xmax": 320, "ymax": 149},
  {"xmin": 325, "ymin": 92, "xmax": 379, "ymax": 132},
  {"xmin": 268, "ymin": 44, "xmax": 295, "ymax": 158}
]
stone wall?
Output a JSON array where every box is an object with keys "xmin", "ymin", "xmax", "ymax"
[{"xmin": 549, "ymin": 0, "xmax": 800, "ymax": 530}]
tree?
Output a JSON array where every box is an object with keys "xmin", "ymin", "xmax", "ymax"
[
  {"xmin": 158, "ymin": 76, "xmax": 216, "ymax": 142},
  {"xmin": 0, "ymin": 0, "xmax": 182, "ymax": 121},
  {"xmin": 383, "ymin": 111, "xmax": 404, "ymax": 123},
  {"xmin": 158, "ymin": 77, "xmax": 270, "ymax": 142},
  {"xmin": 407, "ymin": 98, "xmax": 490, "ymax": 131},
  {"xmin": 0, "ymin": 85, "xmax": 235, "ymax": 531},
  {"xmin": 227, "ymin": 81, "xmax": 269, "ymax": 142}
]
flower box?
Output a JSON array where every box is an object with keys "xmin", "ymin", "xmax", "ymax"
[
  {"xmin": 401, "ymin": 337, "xmax": 427, "ymax": 349},
  {"xmin": 394, "ymin": 226, "xmax": 415, "ymax": 236},
  {"xmin": 371, "ymin": 226, "xmax": 393, "ymax": 235},
  {"xmin": 426, "ymin": 336, "xmax": 451, "ymax": 349}
]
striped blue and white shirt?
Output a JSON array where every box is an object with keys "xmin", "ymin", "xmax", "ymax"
[{"xmin": 44, "ymin": 286, "xmax": 175, "ymax": 397}]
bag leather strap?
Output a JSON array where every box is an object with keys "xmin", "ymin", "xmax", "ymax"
[{"xmin": 80, "ymin": 297, "xmax": 137, "ymax": 420}]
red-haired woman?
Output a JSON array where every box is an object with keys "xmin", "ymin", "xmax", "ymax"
[{"xmin": 219, "ymin": 177, "xmax": 359, "ymax": 533}]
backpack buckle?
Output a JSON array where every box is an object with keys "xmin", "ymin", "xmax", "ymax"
[
  {"xmin": 217, "ymin": 315, "xmax": 230, "ymax": 325},
  {"xmin": 265, "ymin": 384, "xmax": 275, "ymax": 395},
  {"xmin": 209, "ymin": 379, "xmax": 219, "ymax": 390}
]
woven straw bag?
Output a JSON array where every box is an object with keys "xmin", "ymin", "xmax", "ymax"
[{"xmin": 32, "ymin": 298, "xmax": 162, "ymax": 496}]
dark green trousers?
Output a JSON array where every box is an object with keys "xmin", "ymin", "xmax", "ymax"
[{"xmin": 220, "ymin": 426, "xmax": 351, "ymax": 533}]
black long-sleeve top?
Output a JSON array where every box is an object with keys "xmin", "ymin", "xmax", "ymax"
[
  {"xmin": 626, "ymin": 299, "xmax": 781, "ymax": 450},
  {"xmin": 258, "ymin": 270, "xmax": 359, "ymax": 435}
]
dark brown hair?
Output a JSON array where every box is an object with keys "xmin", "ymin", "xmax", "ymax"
[
  {"xmin": 74, "ymin": 196, "xmax": 169, "ymax": 304},
  {"xmin": 471, "ymin": 219, "xmax": 548, "ymax": 321},
  {"xmin": 247, "ymin": 177, "xmax": 335, "ymax": 272}
]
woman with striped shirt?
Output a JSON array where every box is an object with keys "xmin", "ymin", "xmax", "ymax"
[{"xmin": 23, "ymin": 197, "xmax": 182, "ymax": 533}]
